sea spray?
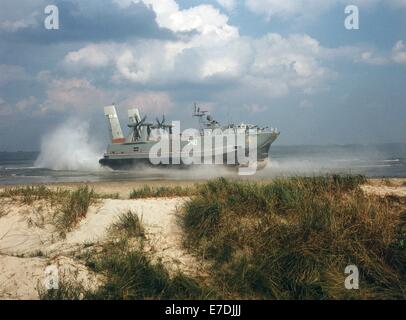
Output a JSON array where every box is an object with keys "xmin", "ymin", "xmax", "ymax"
[{"xmin": 35, "ymin": 119, "xmax": 103, "ymax": 171}]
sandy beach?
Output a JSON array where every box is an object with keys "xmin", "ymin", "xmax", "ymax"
[
  {"xmin": 0, "ymin": 193, "xmax": 204, "ymax": 299},
  {"xmin": 0, "ymin": 177, "xmax": 405, "ymax": 299}
]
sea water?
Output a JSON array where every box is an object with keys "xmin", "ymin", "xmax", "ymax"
[{"xmin": 0, "ymin": 143, "xmax": 405, "ymax": 185}]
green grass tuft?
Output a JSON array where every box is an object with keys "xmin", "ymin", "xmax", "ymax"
[
  {"xmin": 39, "ymin": 211, "xmax": 214, "ymax": 300},
  {"xmin": 130, "ymin": 185, "xmax": 195, "ymax": 199},
  {"xmin": 0, "ymin": 185, "xmax": 69, "ymax": 205},
  {"xmin": 85, "ymin": 249, "xmax": 210, "ymax": 300},
  {"xmin": 111, "ymin": 210, "xmax": 145, "ymax": 238},
  {"xmin": 54, "ymin": 186, "xmax": 95, "ymax": 236}
]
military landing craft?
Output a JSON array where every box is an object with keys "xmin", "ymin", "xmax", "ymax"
[{"xmin": 99, "ymin": 104, "xmax": 279, "ymax": 171}]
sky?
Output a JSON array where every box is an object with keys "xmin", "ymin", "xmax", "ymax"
[{"xmin": 0, "ymin": 0, "xmax": 405, "ymax": 151}]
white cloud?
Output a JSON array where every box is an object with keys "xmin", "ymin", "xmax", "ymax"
[
  {"xmin": 356, "ymin": 51, "xmax": 388, "ymax": 65},
  {"xmin": 216, "ymin": 0, "xmax": 237, "ymax": 11},
  {"xmin": 64, "ymin": 31, "xmax": 330, "ymax": 96},
  {"xmin": 67, "ymin": 1, "xmax": 333, "ymax": 94},
  {"xmin": 0, "ymin": 16, "xmax": 37, "ymax": 32},
  {"xmin": 114, "ymin": 0, "xmax": 238, "ymax": 37},
  {"xmin": 247, "ymin": 33, "xmax": 330, "ymax": 95},
  {"xmin": 64, "ymin": 44, "xmax": 115, "ymax": 69},
  {"xmin": 343, "ymin": 41, "xmax": 406, "ymax": 66},
  {"xmin": 65, "ymin": 0, "xmax": 244, "ymax": 84},
  {"xmin": 63, "ymin": 0, "xmax": 405, "ymax": 104},
  {"xmin": 392, "ymin": 41, "xmax": 406, "ymax": 64}
]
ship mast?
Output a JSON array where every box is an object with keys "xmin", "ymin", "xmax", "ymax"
[{"xmin": 192, "ymin": 102, "xmax": 209, "ymax": 132}]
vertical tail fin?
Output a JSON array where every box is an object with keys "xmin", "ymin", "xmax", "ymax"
[{"xmin": 104, "ymin": 105, "xmax": 125, "ymax": 143}]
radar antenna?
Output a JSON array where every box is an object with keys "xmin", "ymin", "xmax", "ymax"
[{"xmin": 193, "ymin": 102, "xmax": 210, "ymax": 131}]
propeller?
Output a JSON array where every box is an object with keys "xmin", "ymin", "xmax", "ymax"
[
  {"xmin": 128, "ymin": 115, "xmax": 147, "ymax": 139},
  {"xmin": 156, "ymin": 115, "xmax": 166, "ymax": 128},
  {"xmin": 139, "ymin": 115, "xmax": 147, "ymax": 125}
]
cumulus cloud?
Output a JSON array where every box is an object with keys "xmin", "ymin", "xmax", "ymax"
[
  {"xmin": 63, "ymin": 0, "xmax": 247, "ymax": 85},
  {"xmin": 28, "ymin": 0, "xmax": 359, "ymax": 100},
  {"xmin": 0, "ymin": 0, "xmax": 405, "ymax": 150},
  {"xmin": 65, "ymin": 30, "xmax": 334, "ymax": 97},
  {"xmin": 114, "ymin": 0, "xmax": 238, "ymax": 37}
]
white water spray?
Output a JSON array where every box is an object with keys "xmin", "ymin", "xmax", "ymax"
[{"xmin": 35, "ymin": 119, "xmax": 103, "ymax": 171}]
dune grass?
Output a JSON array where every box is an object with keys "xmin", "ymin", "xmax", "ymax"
[
  {"xmin": 0, "ymin": 185, "xmax": 119, "ymax": 203},
  {"xmin": 181, "ymin": 175, "xmax": 406, "ymax": 300},
  {"xmin": 35, "ymin": 175, "xmax": 406, "ymax": 300},
  {"xmin": 54, "ymin": 186, "xmax": 96, "ymax": 236},
  {"xmin": 110, "ymin": 210, "xmax": 145, "ymax": 238},
  {"xmin": 0, "ymin": 185, "xmax": 118, "ymax": 236},
  {"xmin": 129, "ymin": 185, "xmax": 195, "ymax": 199},
  {"xmin": 41, "ymin": 247, "xmax": 212, "ymax": 300},
  {"xmin": 0, "ymin": 185, "xmax": 70, "ymax": 205},
  {"xmin": 40, "ymin": 210, "xmax": 214, "ymax": 300},
  {"xmin": 83, "ymin": 244, "xmax": 212, "ymax": 300}
]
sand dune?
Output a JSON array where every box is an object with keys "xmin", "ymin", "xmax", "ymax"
[
  {"xmin": 0, "ymin": 195, "xmax": 204, "ymax": 300},
  {"xmin": 0, "ymin": 178, "xmax": 405, "ymax": 299}
]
